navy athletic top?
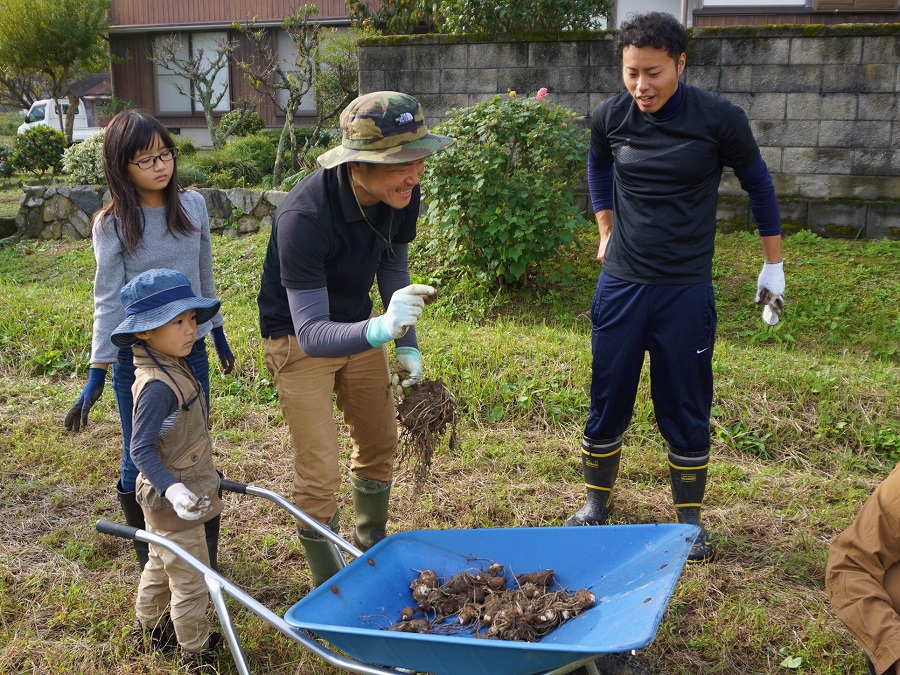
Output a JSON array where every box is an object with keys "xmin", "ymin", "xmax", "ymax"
[{"xmin": 590, "ymin": 83, "xmax": 780, "ymax": 285}]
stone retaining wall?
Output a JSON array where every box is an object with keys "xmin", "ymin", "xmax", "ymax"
[{"xmin": 12, "ymin": 185, "xmax": 287, "ymax": 241}]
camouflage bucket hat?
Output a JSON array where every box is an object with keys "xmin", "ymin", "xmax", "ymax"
[{"xmin": 317, "ymin": 91, "xmax": 455, "ymax": 169}]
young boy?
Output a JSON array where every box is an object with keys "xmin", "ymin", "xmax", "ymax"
[{"xmin": 110, "ymin": 268, "xmax": 225, "ymax": 669}]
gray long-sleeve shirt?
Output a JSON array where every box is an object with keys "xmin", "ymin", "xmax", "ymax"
[{"xmin": 90, "ymin": 189, "xmax": 223, "ymax": 364}]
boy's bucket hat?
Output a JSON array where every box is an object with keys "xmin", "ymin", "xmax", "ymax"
[
  {"xmin": 317, "ymin": 91, "xmax": 454, "ymax": 169},
  {"xmin": 111, "ymin": 268, "xmax": 220, "ymax": 348}
]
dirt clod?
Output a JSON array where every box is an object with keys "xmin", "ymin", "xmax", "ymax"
[{"xmin": 395, "ymin": 378, "xmax": 456, "ymax": 485}]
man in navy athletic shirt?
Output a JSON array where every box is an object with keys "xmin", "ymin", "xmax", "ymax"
[{"xmin": 565, "ymin": 12, "xmax": 785, "ymax": 563}]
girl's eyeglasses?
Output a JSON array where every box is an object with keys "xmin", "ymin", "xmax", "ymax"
[{"xmin": 128, "ymin": 147, "xmax": 179, "ymax": 170}]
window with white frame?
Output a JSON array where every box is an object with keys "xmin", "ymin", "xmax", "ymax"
[
  {"xmin": 276, "ymin": 29, "xmax": 316, "ymax": 115},
  {"xmin": 156, "ymin": 31, "xmax": 232, "ymax": 115}
]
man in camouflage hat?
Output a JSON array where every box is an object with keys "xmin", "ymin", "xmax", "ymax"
[{"xmin": 257, "ymin": 91, "xmax": 454, "ymax": 587}]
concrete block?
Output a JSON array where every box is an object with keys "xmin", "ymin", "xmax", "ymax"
[
  {"xmin": 439, "ymin": 43, "xmax": 469, "ymax": 69},
  {"xmin": 751, "ymin": 120, "xmax": 818, "ymax": 148},
  {"xmin": 361, "ymin": 46, "xmax": 412, "ymax": 72},
  {"xmin": 687, "ymin": 38, "xmax": 721, "ymax": 67},
  {"xmin": 818, "ymin": 120, "xmax": 892, "ymax": 149},
  {"xmin": 469, "ymin": 42, "xmax": 529, "ymax": 69},
  {"xmin": 721, "ymin": 37, "xmax": 790, "ymax": 66},
  {"xmin": 760, "ymin": 146, "xmax": 782, "ymax": 173},
  {"xmin": 783, "ymin": 147, "xmax": 851, "ymax": 175},
  {"xmin": 852, "ymin": 149, "xmax": 893, "ymax": 176},
  {"xmin": 588, "ymin": 68, "xmax": 623, "ymax": 93},
  {"xmin": 865, "ymin": 203, "xmax": 900, "ymax": 240},
  {"xmin": 807, "ymin": 202, "xmax": 866, "ymax": 238},
  {"xmin": 719, "ymin": 65, "xmax": 753, "ymax": 91},
  {"xmin": 552, "ymin": 93, "xmax": 591, "ymax": 118},
  {"xmin": 414, "ymin": 93, "xmax": 470, "ymax": 118},
  {"xmin": 685, "ymin": 66, "xmax": 721, "ymax": 92},
  {"xmin": 786, "ymin": 93, "xmax": 857, "ymax": 121},
  {"xmin": 862, "ymin": 35, "xmax": 900, "ymax": 65},
  {"xmin": 745, "ymin": 93, "xmax": 787, "ymax": 120},
  {"xmin": 359, "ymin": 70, "xmax": 386, "ymax": 93},
  {"xmin": 857, "ymin": 93, "xmax": 898, "ymax": 121},
  {"xmin": 588, "ymin": 39, "xmax": 616, "ymax": 67},
  {"xmin": 558, "ymin": 67, "xmax": 591, "ymax": 93},
  {"xmin": 753, "ymin": 65, "xmax": 822, "ymax": 93},
  {"xmin": 789, "ymin": 37, "xmax": 862, "ymax": 65},
  {"xmin": 393, "ymin": 69, "xmax": 441, "ymax": 94},
  {"xmin": 823, "ymin": 65, "xmax": 896, "ymax": 94},
  {"xmin": 498, "ymin": 67, "xmax": 559, "ymax": 96},
  {"xmin": 775, "ymin": 200, "xmax": 809, "ymax": 235},
  {"xmin": 529, "ymin": 41, "xmax": 590, "ymax": 68}
]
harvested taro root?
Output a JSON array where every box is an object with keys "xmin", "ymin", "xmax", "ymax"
[
  {"xmin": 394, "ymin": 377, "xmax": 456, "ymax": 485},
  {"xmin": 385, "ymin": 564, "xmax": 596, "ymax": 642}
]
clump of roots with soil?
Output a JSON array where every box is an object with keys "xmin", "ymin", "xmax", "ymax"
[
  {"xmin": 385, "ymin": 563, "xmax": 596, "ymax": 642},
  {"xmin": 394, "ymin": 377, "xmax": 456, "ymax": 485}
]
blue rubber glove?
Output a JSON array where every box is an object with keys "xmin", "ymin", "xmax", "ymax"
[
  {"xmin": 366, "ymin": 284, "xmax": 437, "ymax": 348},
  {"xmin": 64, "ymin": 366, "xmax": 107, "ymax": 431},
  {"xmin": 395, "ymin": 346, "xmax": 422, "ymax": 388},
  {"xmin": 211, "ymin": 325, "xmax": 235, "ymax": 374}
]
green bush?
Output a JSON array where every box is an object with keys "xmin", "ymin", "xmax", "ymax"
[
  {"xmin": 421, "ymin": 90, "xmax": 590, "ymax": 286},
  {"xmin": 187, "ymin": 134, "xmax": 276, "ymax": 188},
  {"xmin": 62, "ymin": 129, "xmax": 105, "ymax": 185},
  {"xmin": 172, "ymin": 134, "xmax": 197, "ymax": 157},
  {"xmin": 0, "ymin": 143, "xmax": 15, "ymax": 178},
  {"xmin": 176, "ymin": 163, "xmax": 208, "ymax": 188},
  {"xmin": 12, "ymin": 125, "xmax": 68, "ymax": 180},
  {"xmin": 0, "ymin": 111, "xmax": 23, "ymax": 136},
  {"xmin": 219, "ymin": 109, "xmax": 265, "ymax": 138},
  {"xmin": 440, "ymin": 0, "xmax": 611, "ymax": 32}
]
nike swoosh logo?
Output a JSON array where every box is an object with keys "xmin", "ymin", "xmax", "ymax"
[
  {"xmin": 696, "ymin": 347, "xmax": 709, "ymax": 354},
  {"xmin": 615, "ymin": 140, "xmax": 696, "ymax": 165}
]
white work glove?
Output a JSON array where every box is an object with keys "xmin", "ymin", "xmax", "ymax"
[
  {"xmin": 366, "ymin": 284, "xmax": 437, "ymax": 348},
  {"xmin": 755, "ymin": 260, "xmax": 785, "ymax": 326},
  {"xmin": 165, "ymin": 482, "xmax": 212, "ymax": 521},
  {"xmin": 395, "ymin": 346, "xmax": 423, "ymax": 388}
]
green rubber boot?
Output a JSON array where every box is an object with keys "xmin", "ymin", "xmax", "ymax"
[
  {"xmin": 668, "ymin": 448, "xmax": 714, "ymax": 563},
  {"xmin": 350, "ymin": 474, "xmax": 391, "ymax": 551},
  {"xmin": 565, "ymin": 436, "xmax": 622, "ymax": 526},
  {"xmin": 298, "ymin": 513, "xmax": 344, "ymax": 587}
]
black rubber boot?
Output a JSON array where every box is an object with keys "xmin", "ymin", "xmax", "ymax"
[
  {"xmin": 204, "ymin": 515, "xmax": 220, "ymax": 573},
  {"xmin": 116, "ymin": 480, "xmax": 150, "ymax": 570},
  {"xmin": 298, "ymin": 513, "xmax": 344, "ymax": 587},
  {"xmin": 565, "ymin": 436, "xmax": 622, "ymax": 526},
  {"xmin": 668, "ymin": 448, "xmax": 714, "ymax": 563},
  {"xmin": 349, "ymin": 474, "xmax": 391, "ymax": 551}
]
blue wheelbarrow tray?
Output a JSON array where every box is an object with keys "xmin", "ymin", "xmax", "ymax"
[{"xmin": 285, "ymin": 523, "xmax": 699, "ymax": 675}]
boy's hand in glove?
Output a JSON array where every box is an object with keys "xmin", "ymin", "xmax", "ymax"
[{"xmin": 165, "ymin": 483, "xmax": 212, "ymax": 521}]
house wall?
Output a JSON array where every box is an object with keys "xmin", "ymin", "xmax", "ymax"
[
  {"xmin": 108, "ymin": 0, "xmax": 352, "ymax": 28},
  {"xmin": 358, "ymin": 24, "xmax": 900, "ymax": 238}
]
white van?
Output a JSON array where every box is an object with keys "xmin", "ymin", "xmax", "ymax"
[{"xmin": 17, "ymin": 99, "xmax": 102, "ymax": 142}]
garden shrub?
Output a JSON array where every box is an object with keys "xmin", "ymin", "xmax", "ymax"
[
  {"xmin": 187, "ymin": 134, "xmax": 276, "ymax": 188},
  {"xmin": 173, "ymin": 134, "xmax": 197, "ymax": 157},
  {"xmin": 440, "ymin": 0, "xmax": 611, "ymax": 32},
  {"xmin": 0, "ymin": 112, "xmax": 23, "ymax": 136},
  {"xmin": 176, "ymin": 163, "xmax": 208, "ymax": 188},
  {"xmin": 421, "ymin": 90, "xmax": 590, "ymax": 286},
  {"xmin": 62, "ymin": 129, "xmax": 105, "ymax": 184},
  {"xmin": 219, "ymin": 109, "xmax": 265, "ymax": 138},
  {"xmin": 12, "ymin": 125, "xmax": 67, "ymax": 180},
  {"xmin": 0, "ymin": 144, "xmax": 15, "ymax": 179}
]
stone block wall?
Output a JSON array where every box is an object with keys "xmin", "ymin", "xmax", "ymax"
[
  {"xmin": 12, "ymin": 185, "xmax": 287, "ymax": 242},
  {"xmin": 358, "ymin": 24, "xmax": 900, "ymax": 238}
]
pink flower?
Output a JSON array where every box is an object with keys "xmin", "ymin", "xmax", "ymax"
[{"xmin": 536, "ymin": 87, "xmax": 548, "ymax": 102}]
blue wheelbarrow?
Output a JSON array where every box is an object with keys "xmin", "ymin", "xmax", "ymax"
[{"xmin": 96, "ymin": 479, "xmax": 699, "ymax": 675}]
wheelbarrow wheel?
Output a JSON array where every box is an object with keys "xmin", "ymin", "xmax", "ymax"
[{"xmin": 582, "ymin": 651, "xmax": 654, "ymax": 675}]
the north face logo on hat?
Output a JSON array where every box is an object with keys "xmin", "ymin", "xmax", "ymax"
[{"xmin": 395, "ymin": 112, "xmax": 414, "ymax": 125}]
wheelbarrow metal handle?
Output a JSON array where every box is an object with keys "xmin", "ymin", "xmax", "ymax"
[
  {"xmin": 96, "ymin": 519, "xmax": 139, "ymax": 540},
  {"xmin": 220, "ymin": 478, "xmax": 248, "ymax": 494}
]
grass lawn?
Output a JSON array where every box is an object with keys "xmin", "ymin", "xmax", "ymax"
[{"xmin": 0, "ymin": 226, "xmax": 898, "ymax": 673}]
